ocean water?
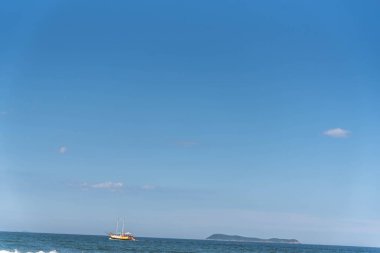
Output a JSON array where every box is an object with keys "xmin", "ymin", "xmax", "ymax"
[{"xmin": 0, "ymin": 232, "xmax": 379, "ymax": 253}]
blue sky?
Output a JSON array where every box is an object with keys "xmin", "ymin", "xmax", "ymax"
[{"xmin": 1, "ymin": 0, "xmax": 380, "ymax": 247}]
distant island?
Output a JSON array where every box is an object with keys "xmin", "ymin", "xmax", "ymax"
[{"xmin": 206, "ymin": 234, "xmax": 300, "ymax": 244}]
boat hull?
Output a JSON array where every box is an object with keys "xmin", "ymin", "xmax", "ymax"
[{"xmin": 109, "ymin": 234, "xmax": 136, "ymax": 241}]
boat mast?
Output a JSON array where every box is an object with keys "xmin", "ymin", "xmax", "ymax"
[
  {"xmin": 122, "ymin": 218, "xmax": 125, "ymax": 235},
  {"xmin": 116, "ymin": 218, "xmax": 119, "ymax": 234}
]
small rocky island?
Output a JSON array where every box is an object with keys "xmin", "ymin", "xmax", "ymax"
[{"xmin": 206, "ymin": 234, "xmax": 300, "ymax": 244}]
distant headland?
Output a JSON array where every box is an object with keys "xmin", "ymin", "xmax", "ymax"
[{"xmin": 206, "ymin": 234, "xmax": 300, "ymax": 244}]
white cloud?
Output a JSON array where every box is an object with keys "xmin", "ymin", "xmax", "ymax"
[
  {"xmin": 79, "ymin": 182, "xmax": 163, "ymax": 192},
  {"xmin": 90, "ymin": 181, "xmax": 123, "ymax": 189},
  {"xmin": 323, "ymin": 128, "xmax": 350, "ymax": 138},
  {"xmin": 58, "ymin": 146, "xmax": 68, "ymax": 154}
]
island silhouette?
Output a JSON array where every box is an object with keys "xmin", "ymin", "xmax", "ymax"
[{"xmin": 206, "ymin": 234, "xmax": 300, "ymax": 244}]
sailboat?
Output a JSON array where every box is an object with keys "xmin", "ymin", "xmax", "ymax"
[{"xmin": 108, "ymin": 218, "xmax": 136, "ymax": 241}]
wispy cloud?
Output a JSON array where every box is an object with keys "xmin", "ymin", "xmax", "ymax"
[
  {"xmin": 140, "ymin": 184, "xmax": 158, "ymax": 191},
  {"xmin": 76, "ymin": 181, "xmax": 206, "ymax": 196},
  {"xmin": 82, "ymin": 181, "xmax": 124, "ymax": 191},
  {"xmin": 58, "ymin": 146, "xmax": 68, "ymax": 154},
  {"xmin": 92, "ymin": 181, "xmax": 123, "ymax": 189},
  {"xmin": 79, "ymin": 181, "xmax": 164, "ymax": 193},
  {"xmin": 323, "ymin": 128, "xmax": 350, "ymax": 138}
]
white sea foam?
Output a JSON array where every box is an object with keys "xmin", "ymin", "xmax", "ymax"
[{"xmin": 0, "ymin": 250, "xmax": 58, "ymax": 253}]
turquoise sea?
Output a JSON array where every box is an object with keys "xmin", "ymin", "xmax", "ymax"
[{"xmin": 0, "ymin": 232, "xmax": 379, "ymax": 253}]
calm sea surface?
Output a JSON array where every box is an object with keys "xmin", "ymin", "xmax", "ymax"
[{"xmin": 0, "ymin": 232, "xmax": 379, "ymax": 253}]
